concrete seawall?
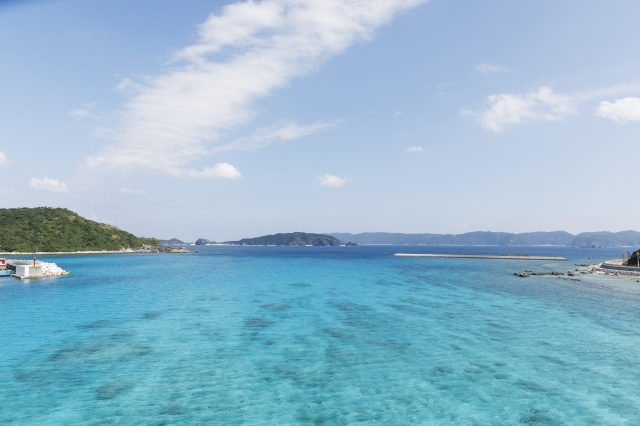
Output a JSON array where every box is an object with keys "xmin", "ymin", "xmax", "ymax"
[
  {"xmin": 393, "ymin": 254, "xmax": 567, "ymax": 261},
  {"xmin": 597, "ymin": 261, "xmax": 640, "ymax": 276}
]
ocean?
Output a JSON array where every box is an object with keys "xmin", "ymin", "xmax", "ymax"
[{"xmin": 1, "ymin": 245, "xmax": 639, "ymax": 425}]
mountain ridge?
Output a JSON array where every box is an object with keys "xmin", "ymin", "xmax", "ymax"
[{"xmin": 328, "ymin": 231, "xmax": 640, "ymax": 247}]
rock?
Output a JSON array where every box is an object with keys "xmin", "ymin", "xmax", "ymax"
[
  {"xmin": 345, "ymin": 241, "xmax": 358, "ymax": 246},
  {"xmin": 195, "ymin": 238, "xmax": 211, "ymax": 245},
  {"xmin": 518, "ymin": 272, "xmax": 529, "ymax": 278},
  {"xmin": 551, "ymin": 271, "xmax": 564, "ymax": 276},
  {"xmin": 137, "ymin": 244, "xmax": 161, "ymax": 253},
  {"xmin": 162, "ymin": 246, "xmax": 191, "ymax": 253}
]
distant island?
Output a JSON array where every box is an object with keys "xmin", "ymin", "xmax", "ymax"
[
  {"xmin": 158, "ymin": 238, "xmax": 186, "ymax": 245},
  {"xmin": 0, "ymin": 207, "xmax": 160, "ymax": 253},
  {"xmin": 329, "ymin": 231, "xmax": 640, "ymax": 247},
  {"xmin": 225, "ymin": 232, "xmax": 343, "ymax": 246}
]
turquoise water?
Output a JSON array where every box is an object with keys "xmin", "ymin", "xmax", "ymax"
[{"xmin": 1, "ymin": 246, "xmax": 640, "ymax": 425}]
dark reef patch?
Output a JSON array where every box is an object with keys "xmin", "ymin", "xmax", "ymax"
[
  {"xmin": 96, "ymin": 381, "xmax": 133, "ymax": 400},
  {"xmin": 79, "ymin": 320, "xmax": 112, "ymax": 330},
  {"xmin": 519, "ymin": 408, "xmax": 557, "ymax": 425},
  {"xmin": 245, "ymin": 318, "xmax": 274, "ymax": 329},
  {"xmin": 142, "ymin": 311, "xmax": 161, "ymax": 320},
  {"xmin": 516, "ymin": 379, "xmax": 545, "ymax": 392},
  {"xmin": 260, "ymin": 303, "xmax": 291, "ymax": 311},
  {"xmin": 334, "ymin": 302, "xmax": 372, "ymax": 312},
  {"xmin": 289, "ymin": 283, "xmax": 311, "ymax": 288},
  {"xmin": 159, "ymin": 405, "xmax": 186, "ymax": 416}
]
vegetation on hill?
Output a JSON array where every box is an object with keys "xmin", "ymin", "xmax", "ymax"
[
  {"xmin": 0, "ymin": 207, "xmax": 160, "ymax": 252},
  {"xmin": 227, "ymin": 232, "xmax": 343, "ymax": 246},
  {"xmin": 627, "ymin": 250, "xmax": 640, "ymax": 267}
]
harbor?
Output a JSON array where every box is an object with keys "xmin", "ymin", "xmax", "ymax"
[{"xmin": 0, "ymin": 258, "xmax": 69, "ymax": 279}]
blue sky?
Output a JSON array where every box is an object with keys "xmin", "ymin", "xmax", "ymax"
[{"xmin": 1, "ymin": 0, "xmax": 640, "ymax": 241}]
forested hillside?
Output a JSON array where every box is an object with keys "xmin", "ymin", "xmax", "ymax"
[{"xmin": 0, "ymin": 207, "xmax": 159, "ymax": 252}]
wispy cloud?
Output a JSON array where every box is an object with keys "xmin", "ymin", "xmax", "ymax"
[
  {"xmin": 86, "ymin": 0, "xmax": 427, "ymax": 178},
  {"xmin": 596, "ymin": 97, "xmax": 640, "ymax": 123},
  {"xmin": 30, "ymin": 177, "xmax": 68, "ymax": 192},
  {"xmin": 68, "ymin": 103, "xmax": 97, "ymax": 118},
  {"xmin": 68, "ymin": 109, "xmax": 91, "ymax": 117},
  {"xmin": 0, "ymin": 151, "xmax": 8, "ymax": 166},
  {"xmin": 476, "ymin": 63, "xmax": 511, "ymax": 74},
  {"xmin": 317, "ymin": 174, "xmax": 350, "ymax": 188},
  {"xmin": 212, "ymin": 120, "xmax": 338, "ymax": 154},
  {"xmin": 405, "ymin": 146, "xmax": 423, "ymax": 152},
  {"xmin": 394, "ymin": 111, "xmax": 403, "ymax": 116},
  {"xmin": 0, "ymin": 187, "xmax": 15, "ymax": 195},
  {"xmin": 117, "ymin": 187, "xmax": 148, "ymax": 195}
]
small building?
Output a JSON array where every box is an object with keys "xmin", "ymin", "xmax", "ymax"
[
  {"xmin": 14, "ymin": 265, "xmax": 43, "ymax": 279},
  {"xmin": 6, "ymin": 260, "xmax": 44, "ymax": 279}
]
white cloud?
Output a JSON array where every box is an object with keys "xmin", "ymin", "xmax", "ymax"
[
  {"xmin": 68, "ymin": 108, "xmax": 90, "ymax": 117},
  {"xmin": 478, "ymin": 87, "xmax": 578, "ymax": 132},
  {"xmin": 213, "ymin": 120, "xmax": 338, "ymax": 153},
  {"xmin": 168, "ymin": 163, "xmax": 243, "ymax": 179},
  {"xmin": 86, "ymin": 0, "xmax": 427, "ymax": 178},
  {"xmin": 596, "ymin": 97, "xmax": 640, "ymax": 123},
  {"xmin": 405, "ymin": 146, "xmax": 423, "ymax": 152},
  {"xmin": 476, "ymin": 63, "xmax": 511, "ymax": 74},
  {"xmin": 317, "ymin": 173, "xmax": 350, "ymax": 188},
  {"xmin": 0, "ymin": 151, "xmax": 7, "ymax": 166},
  {"xmin": 394, "ymin": 111, "xmax": 403, "ymax": 116},
  {"xmin": 469, "ymin": 82, "xmax": 640, "ymax": 132},
  {"xmin": 29, "ymin": 177, "xmax": 68, "ymax": 192},
  {"xmin": 117, "ymin": 187, "xmax": 148, "ymax": 195}
]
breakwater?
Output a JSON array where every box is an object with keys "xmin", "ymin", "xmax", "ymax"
[{"xmin": 393, "ymin": 254, "xmax": 567, "ymax": 261}]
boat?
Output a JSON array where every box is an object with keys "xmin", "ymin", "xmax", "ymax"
[{"xmin": 0, "ymin": 270, "xmax": 12, "ymax": 277}]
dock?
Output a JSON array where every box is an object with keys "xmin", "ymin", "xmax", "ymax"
[{"xmin": 393, "ymin": 254, "xmax": 567, "ymax": 261}]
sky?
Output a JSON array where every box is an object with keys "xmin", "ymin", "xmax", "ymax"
[{"xmin": 1, "ymin": 0, "xmax": 640, "ymax": 241}]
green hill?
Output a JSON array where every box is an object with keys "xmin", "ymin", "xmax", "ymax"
[
  {"xmin": 227, "ymin": 232, "xmax": 343, "ymax": 246},
  {"xmin": 0, "ymin": 207, "xmax": 160, "ymax": 252}
]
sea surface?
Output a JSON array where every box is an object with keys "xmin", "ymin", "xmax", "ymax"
[{"xmin": 1, "ymin": 245, "xmax": 640, "ymax": 425}]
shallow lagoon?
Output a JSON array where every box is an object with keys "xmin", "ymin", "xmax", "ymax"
[{"xmin": 1, "ymin": 246, "xmax": 640, "ymax": 424}]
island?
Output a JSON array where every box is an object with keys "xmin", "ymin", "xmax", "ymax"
[
  {"xmin": 225, "ymin": 232, "xmax": 343, "ymax": 246},
  {"xmin": 158, "ymin": 238, "xmax": 186, "ymax": 245}
]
